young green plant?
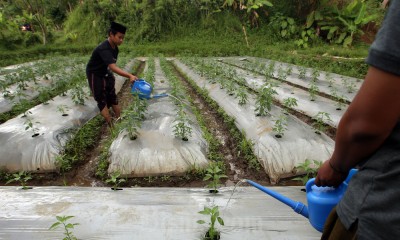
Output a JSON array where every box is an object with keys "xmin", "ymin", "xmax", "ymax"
[
  {"xmin": 203, "ymin": 162, "xmax": 227, "ymax": 193},
  {"xmin": 24, "ymin": 116, "xmax": 40, "ymax": 137},
  {"xmin": 106, "ymin": 171, "xmax": 126, "ymax": 190},
  {"xmin": 6, "ymin": 171, "xmax": 32, "ymax": 189},
  {"xmin": 273, "ymin": 113, "xmax": 288, "ymax": 138},
  {"xmin": 313, "ymin": 112, "xmax": 332, "ymax": 134},
  {"xmin": 255, "ymin": 83, "xmax": 277, "ymax": 116},
  {"xmin": 235, "ymin": 87, "xmax": 248, "ymax": 105},
  {"xmin": 308, "ymin": 82, "xmax": 319, "ymax": 101},
  {"xmin": 282, "ymin": 97, "xmax": 298, "ymax": 113},
  {"xmin": 173, "ymin": 105, "xmax": 192, "ymax": 141},
  {"xmin": 197, "ymin": 205, "xmax": 224, "ymax": 240},
  {"xmin": 49, "ymin": 215, "xmax": 79, "ymax": 240},
  {"xmin": 293, "ymin": 159, "xmax": 322, "ymax": 185},
  {"xmin": 57, "ymin": 104, "xmax": 70, "ymax": 116}
]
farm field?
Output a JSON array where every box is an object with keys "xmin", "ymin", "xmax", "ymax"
[
  {"xmin": 1, "ymin": 0, "xmax": 388, "ymax": 238},
  {"xmin": 0, "ymin": 56, "xmax": 361, "ymax": 188},
  {"xmin": 1, "ymin": 55, "xmax": 359, "ymax": 239}
]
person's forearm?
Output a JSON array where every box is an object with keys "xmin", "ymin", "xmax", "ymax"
[
  {"xmin": 329, "ymin": 113, "xmax": 391, "ymax": 173},
  {"xmin": 108, "ymin": 63, "xmax": 132, "ymax": 78}
]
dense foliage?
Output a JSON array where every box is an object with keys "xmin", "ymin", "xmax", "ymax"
[
  {"xmin": 0, "ymin": 0, "xmax": 383, "ymax": 47},
  {"xmin": 0, "ymin": 0, "xmax": 385, "ymax": 78}
]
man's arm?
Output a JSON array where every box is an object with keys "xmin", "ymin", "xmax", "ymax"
[
  {"xmin": 108, "ymin": 63, "xmax": 138, "ymax": 83},
  {"xmin": 315, "ymin": 66, "xmax": 400, "ymax": 186}
]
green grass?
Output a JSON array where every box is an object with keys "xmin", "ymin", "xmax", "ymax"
[{"xmin": 1, "ymin": 27, "xmax": 370, "ymax": 79}]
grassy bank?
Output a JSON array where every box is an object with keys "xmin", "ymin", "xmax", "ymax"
[{"xmin": 0, "ymin": 28, "xmax": 370, "ymax": 79}]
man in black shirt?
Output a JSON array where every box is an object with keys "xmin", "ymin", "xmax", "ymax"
[{"xmin": 86, "ymin": 21, "xmax": 137, "ymax": 127}]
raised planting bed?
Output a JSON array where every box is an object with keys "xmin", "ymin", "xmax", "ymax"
[
  {"xmin": 173, "ymin": 58, "xmax": 334, "ymax": 183},
  {"xmin": 220, "ymin": 56, "xmax": 362, "ymax": 103},
  {"xmin": 203, "ymin": 58, "xmax": 348, "ymax": 128},
  {"xmin": 0, "ymin": 62, "xmax": 86, "ymax": 114},
  {"xmin": 0, "ymin": 186, "xmax": 320, "ymax": 239},
  {"xmin": 0, "ymin": 60, "xmax": 138, "ymax": 173},
  {"xmin": 108, "ymin": 58, "xmax": 209, "ymax": 177}
]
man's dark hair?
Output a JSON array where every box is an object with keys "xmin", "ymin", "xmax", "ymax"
[{"xmin": 108, "ymin": 28, "xmax": 118, "ymax": 36}]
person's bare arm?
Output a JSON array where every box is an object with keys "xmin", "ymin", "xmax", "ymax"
[
  {"xmin": 108, "ymin": 63, "xmax": 138, "ymax": 83},
  {"xmin": 315, "ymin": 66, "xmax": 400, "ymax": 186}
]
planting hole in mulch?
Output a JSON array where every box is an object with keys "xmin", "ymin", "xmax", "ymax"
[
  {"xmin": 62, "ymin": 114, "xmax": 69, "ymax": 116},
  {"xmin": 32, "ymin": 133, "xmax": 39, "ymax": 138},
  {"xmin": 204, "ymin": 231, "xmax": 221, "ymax": 240}
]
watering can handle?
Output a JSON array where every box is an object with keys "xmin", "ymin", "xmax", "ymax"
[
  {"xmin": 306, "ymin": 169, "xmax": 358, "ymax": 192},
  {"xmin": 306, "ymin": 178, "xmax": 315, "ymax": 193}
]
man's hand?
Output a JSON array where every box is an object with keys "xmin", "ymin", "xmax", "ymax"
[
  {"xmin": 108, "ymin": 63, "xmax": 138, "ymax": 83},
  {"xmin": 129, "ymin": 74, "xmax": 138, "ymax": 84},
  {"xmin": 315, "ymin": 160, "xmax": 348, "ymax": 187}
]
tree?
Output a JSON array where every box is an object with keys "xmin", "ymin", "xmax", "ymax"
[
  {"xmin": 14, "ymin": 0, "xmax": 51, "ymax": 45},
  {"xmin": 223, "ymin": 0, "xmax": 273, "ymax": 47}
]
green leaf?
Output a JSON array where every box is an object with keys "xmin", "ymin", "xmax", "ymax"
[
  {"xmin": 197, "ymin": 220, "xmax": 205, "ymax": 224},
  {"xmin": 65, "ymin": 223, "xmax": 75, "ymax": 229},
  {"xmin": 306, "ymin": 11, "xmax": 315, "ymax": 28},
  {"xmin": 315, "ymin": 11, "xmax": 323, "ymax": 21},
  {"xmin": 49, "ymin": 222, "xmax": 61, "ymax": 230},
  {"xmin": 217, "ymin": 217, "xmax": 224, "ymax": 226},
  {"xmin": 281, "ymin": 29, "xmax": 287, "ymax": 37},
  {"xmin": 346, "ymin": 0, "xmax": 359, "ymax": 13},
  {"xmin": 265, "ymin": 1, "xmax": 273, "ymax": 7},
  {"xmin": 281, "ymin": 21, "xmax": 288, "ymax": 29},
  {"xmin": 343, "ymin": 36, "xmax": 353, "ymax": 47},
  {"xmin": 354, "ymin": 2, "xmax": 366, "ymax": 25},
  {"xmin": 361, "ymin": 14, "xmax": 379, "ymax": 25},
  {"xmin": 211, "ymin": 214, "xmax": 216, "ymax": 224},
  {"xmin": 64, "ymin": 216, "xmax": 75, "ymax": 221},
  {"xmin": 336, "ymin": 32, "xmax": 347, "ymax": 44},
  {"xmin": 5, "ymin": 179, "xmax": 15, "ymax": 184},
  {"xmin": 287, "ymin": 18, "xmax": 294, "ymax": 25},
  {"xmin": 203, "ymin": 175, "xmax": 212, "ymax": 181},
  {"xmin": 290, "ymin": 25, "xmax": 296, "ymax": 33},
  {"xmin": 326, "ymin": 26, "xmax": 338, "ymax": 40}
]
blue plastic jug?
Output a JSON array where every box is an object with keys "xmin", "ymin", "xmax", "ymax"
[{"xmin": 131, "ymin": 79, "xmax": 152, "ymax": 99}]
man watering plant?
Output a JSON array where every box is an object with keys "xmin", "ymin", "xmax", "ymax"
[
  {"xmin": 86, "ymin": 21, "xmax": 137, "ymax": 127},
  {"xmin": 315, "ymin": 1, "xmax": 400, "ymax": 239}
]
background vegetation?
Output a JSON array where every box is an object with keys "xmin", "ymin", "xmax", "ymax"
[{"xmin": 0, "ymin": 0, "xmax": 386, "ymax": 78}]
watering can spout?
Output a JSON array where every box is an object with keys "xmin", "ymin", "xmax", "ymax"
[{"xmin": 245, "ymin": 179, "xmax": 309, "ymax": 219}]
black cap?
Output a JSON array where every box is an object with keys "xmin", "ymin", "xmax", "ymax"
[{"xmin": 111, "ymin": 22, "xmax": 126, "ymax": 34}]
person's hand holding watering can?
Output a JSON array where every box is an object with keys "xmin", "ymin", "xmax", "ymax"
[
  {"xmin": 315, "ymin": 159, "xmax": 348, "ymax": 188},
  {"xmin": 129, "ymin": 74, "xmax": 138, "ymax": 84}
]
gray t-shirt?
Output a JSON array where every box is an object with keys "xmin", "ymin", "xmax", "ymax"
[{"xmin": 337, "ymin": 1, "xmax": 400, "ymax": 239}]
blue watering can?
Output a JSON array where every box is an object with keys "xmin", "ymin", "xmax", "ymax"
[
  {"xmin": 246, "ymin": 168, "xmax": 358, "ymax": 232},
  {"xmin": 131, "ymin": 79, "xmax": 168, "ymax": 100}
]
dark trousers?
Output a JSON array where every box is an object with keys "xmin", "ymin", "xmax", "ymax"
[
  {"xmin": 321, "ymin": 207, "xmax": 358, "ymax": 240},
  {"xmin": 87, "ymin": 72, "xmax": 118, "ymax": 111}
]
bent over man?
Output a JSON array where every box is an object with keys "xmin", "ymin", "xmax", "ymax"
[{"xmin": 86, "ymin": 21, "xmax": 137, "ymax": 127}]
